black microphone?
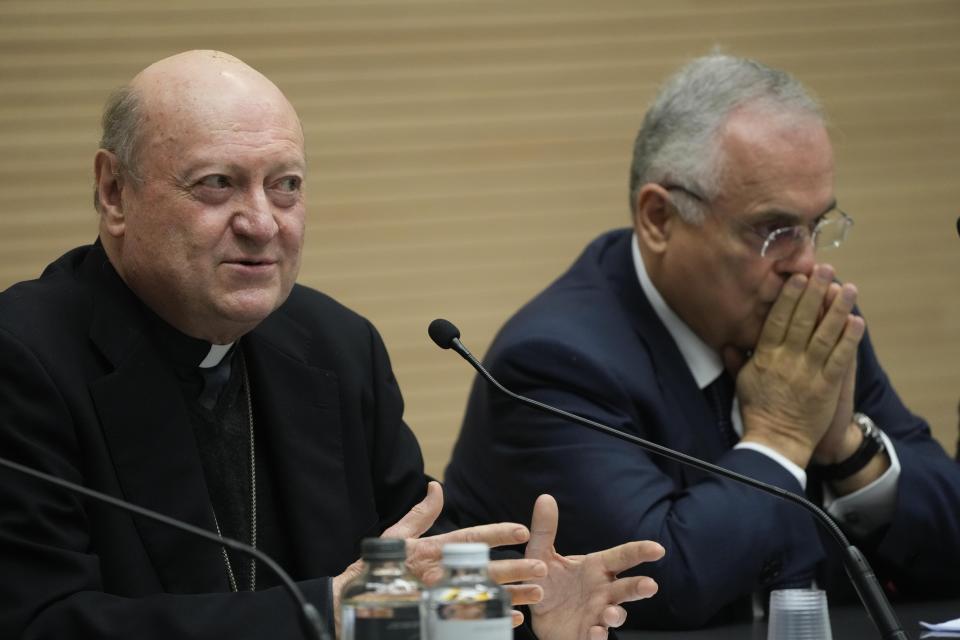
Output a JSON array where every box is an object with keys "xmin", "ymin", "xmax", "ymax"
[
  {"xmin": 0, "ymin": 455, "xmax": 330, "ymax": 640},
  {"xmin": 428, "ymin": 318, "xmax": 908, "ymax": 640}
]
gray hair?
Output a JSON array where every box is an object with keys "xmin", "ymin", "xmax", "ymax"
[
  {"xmin": 94, "ymin": 85, "xmax": 144, "ymax": 212},
  {"xmin": 628, "ymin": 54, "xmax": 824, "ymax": 222}
]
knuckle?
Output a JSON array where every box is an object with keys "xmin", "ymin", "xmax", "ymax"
[
  {"xmin": 792, "ymin": 316, "xmax": 815, "ymax": 334},
  {"xmin": 810, "ymin": 332, "xmax": 835, "ymax": 353}
]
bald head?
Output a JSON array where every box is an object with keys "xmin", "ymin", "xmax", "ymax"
[
  {"xmin": 131, "ymin": 50, "xmax": 300, "ymax": 132},
  {"xmin": 135, "ymin": 49, "xmax": 267, "ymax": 86}
]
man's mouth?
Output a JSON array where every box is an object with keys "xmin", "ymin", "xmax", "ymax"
[
  {"xmin": 224, "ymin": 258, "xmax": 278, "ymax": 274},
  {"xmin": 227, "ymin": 258, "xmax": 276, "ymax": 266}
]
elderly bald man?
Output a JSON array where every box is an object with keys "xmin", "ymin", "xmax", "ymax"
[{"xmin": 0, "ymin": 50, "xmax": 663, "ymax": 640}]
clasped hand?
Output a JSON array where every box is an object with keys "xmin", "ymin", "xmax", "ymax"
[
  {"xmin": 734, "ymin": 264, "xmax": 865, "ymax": 468},
  {"xmin": 334, "ymin": 482, "xmax": 664, "ymax": 639}
]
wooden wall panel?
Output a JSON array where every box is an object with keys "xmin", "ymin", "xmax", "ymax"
[{"xmin": 0, "ymin": 1, "xmax": 957, "ymax": 477}]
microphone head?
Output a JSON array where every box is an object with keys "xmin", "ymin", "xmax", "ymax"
[{"xmin": 428, "ymin": 318, "xmax": 460, "ymax": 349}]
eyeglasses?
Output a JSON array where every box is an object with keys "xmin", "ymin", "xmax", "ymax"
[{"xmin": 662, "ymin": 185, "xmax": 854, "ymax": 261}]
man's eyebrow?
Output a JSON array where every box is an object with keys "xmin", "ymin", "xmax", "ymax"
[
  {"xmin": 747, "ymin": 199, "xmax": 838, "ymax": 226},
  {"xmin": 272, "ymin": 161, "xmax": 307, "ymax": 174},
  {"xmin": 744, "ymin": 209, "xmax": 804, "ymax": 227},
  {"xmin": 175, "ymin": 159, "xmax": 307, "ymax": 181},
  {"xmin": 816, "ymin": 198, "xmax": 839, "ymax": 218}
]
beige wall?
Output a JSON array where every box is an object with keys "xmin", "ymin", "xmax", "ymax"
[{"xmin": 1, "ymin": 1, "xmax": 957, "ymax": 477}]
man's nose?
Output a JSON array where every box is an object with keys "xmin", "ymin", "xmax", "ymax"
[
  {"xmin": 232, "ymin": 188, "xmax": 279, "ymax": 242},
  {"xmin": 774, "ymin": 236, "xmax": 817, "ymax": 277}
]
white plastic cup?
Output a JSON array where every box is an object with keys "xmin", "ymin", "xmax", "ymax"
[{"xmin": 767, "ymin": 588, "xmax": 833, "ymax": 640}]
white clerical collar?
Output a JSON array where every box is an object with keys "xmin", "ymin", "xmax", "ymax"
[
  {"xmin": 631, "ymin": 233, "xmax": 722, "ymax": 390},
  {"xmin": 198, "ymin": 342, "xmax": 234, "ymax": 369}
]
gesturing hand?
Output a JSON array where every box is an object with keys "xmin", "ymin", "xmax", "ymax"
[
  {"xmin": 526, "ymin": 495, "xmax": 664, "ymax": 640},
  {"xmin": 333, "ymin": 482, "xmax": 547, "ymax": 632}
]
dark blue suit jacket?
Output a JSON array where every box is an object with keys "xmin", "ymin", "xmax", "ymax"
[{"xmin": 445, "ymin": 228, "xmax": 960, "ymax": 629}]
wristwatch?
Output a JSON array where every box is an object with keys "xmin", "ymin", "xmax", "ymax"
[{"xmin": 813, "ymin": 413, "xmax": 885, "ymax": 481}]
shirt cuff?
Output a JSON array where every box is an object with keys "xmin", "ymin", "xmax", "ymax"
[
  {"xmin": 734, "ymin": 441, "xmax": 808, "ymax": 490},
  {"xmin": 823, "ymin": 431, "xmax": 900, "ymax": 537}
]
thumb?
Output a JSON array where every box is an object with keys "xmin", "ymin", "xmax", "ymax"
[
  {"xmin": 525, "ymin": 494, "xmax": 558, "ymax": 562},
  {"xmin": 381, "ymin": 481, "xmax": 444, "ymax": 540}
]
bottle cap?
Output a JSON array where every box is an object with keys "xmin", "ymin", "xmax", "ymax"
[
  {"xmin": 441, "ymin": 542, "xmax": 490, "ymax": 567},
  {"xmin": 360, "ymin": 537, "xmax": 406, "ymax": 561}
]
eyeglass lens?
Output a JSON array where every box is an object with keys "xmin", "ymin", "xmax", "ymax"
[{"xmin": 761, "ymin": 212, "xmax": 850, "ymax": 259}]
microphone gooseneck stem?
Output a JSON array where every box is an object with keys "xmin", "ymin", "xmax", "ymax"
[
  {"xmin": 0, "ymin": 455, "xmax": 330, "ymax": 640},
  {"xmin": 446, "ymin": 333, "xmax": 907, "ymax": 640}
]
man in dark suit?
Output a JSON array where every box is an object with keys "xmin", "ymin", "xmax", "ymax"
[
  {"xmin": 445, "ymin": 54, "xmax": 960, "ymax": 629},
  {"xmin": 0, "ymin": 50, "xmax": 665, "ymax": 639}
]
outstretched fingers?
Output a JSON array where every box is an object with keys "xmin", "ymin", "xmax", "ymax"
[
  {"xmin": 605, "ymin": 575, "xmax": 659, "ymax": 605},
  {"xmin": 504, "ymin": 582, "xmax": 545, "ymax": 606},
  {"xmin": 489, "ymin": 558, "xmax": 548, "ymax": 585},
  {"xmin": 582, "ymin": 606, "xmax": 629, "ymax": 638},
  {"xmin": 380, "ymin": 481, "xmax": 444, "ymax": 540},
  {"xmin": 431, "ymin": 521, "xmax": 530, "ymax": 550},
  {"xmin": 601, "ymin": 605, "xmax": 628, "ymax": 628},
  {"xmin": 593, "ymin": 542, "xmax": 662, "ymax": 626},
  {"xmin": 525, "ymin": 494, "xmax": 559, "ymax": 562},
  {"xmin": 596, "ymin": 539, "xmax": 665, "ymax": 576}
]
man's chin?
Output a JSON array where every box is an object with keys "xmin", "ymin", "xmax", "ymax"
[{"xmin": 215, "ymin": 290, "xmax": 288, "ymax": 331}]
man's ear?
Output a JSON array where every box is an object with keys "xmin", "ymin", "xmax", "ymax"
[
  {"xmin": 94, "ymin": 150, "xmax": 127, "ymax": 238},
  {"xmin": 633, "ymin": 184, "xmax": 675, "ymax": 255}
]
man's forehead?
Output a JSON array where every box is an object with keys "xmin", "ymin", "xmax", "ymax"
[
  {"xmin": 136, "ymin": 84, "xmax": 303, "ymax": 153},
  {"xmin": 146, "ymin": 85, "xmax": 298, "ymax": 129},
  {"xmin": 720, "ymin": 107, "xmax": 830, "ymax": 158},
  {"xmin": 712, "ymin": 108, "xmax": 834, "ymax": 208},
  {"xmin": 723, "ymin": 116, "xmax": 833, "ymax": 179}
]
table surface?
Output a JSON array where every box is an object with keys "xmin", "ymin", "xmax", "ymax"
[{"xmin": 619, "ymin": 598, "xmax": 959, "ymax": 639}]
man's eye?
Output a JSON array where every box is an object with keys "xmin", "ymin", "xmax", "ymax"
[
  {"xmin": 198, "ymin": 175, "xmax": 230, "ymax": 189},
  {"xmin": 274, "ymin": 176, "xmax": 301, "ymax": 192}
]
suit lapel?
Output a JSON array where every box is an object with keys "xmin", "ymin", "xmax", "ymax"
[
  {"xmin": 598, "ymin": 230, "xmax": 730, "ymax": 467},
  {"xmin": 83, "ymin": 251, "xmax": 228, "ymax": 593},
  {"xmin": 245, "ymin": 309, "xmax": 353, "ymax": 578}
]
